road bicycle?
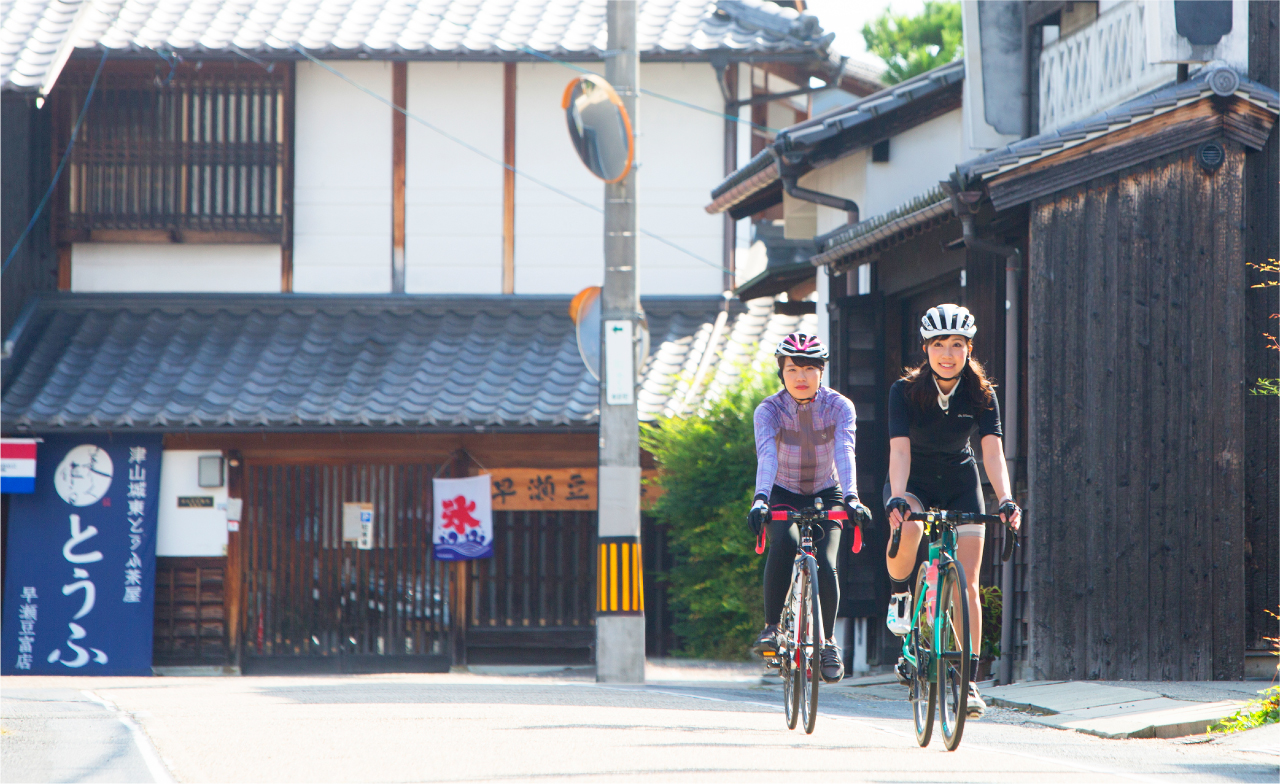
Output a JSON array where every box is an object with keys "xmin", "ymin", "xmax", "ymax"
[
  {"xmin": 888, "ymin": 508, "xmax": 1017, "ymax": 751},
  {"xmin": 755, "ymin": 498, "xmax": 864, "ymax": 734}
]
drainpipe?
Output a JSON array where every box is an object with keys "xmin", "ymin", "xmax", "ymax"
[
  {"xmin": 768, "ymin": 148, "xmax": 859, "ymax": 223},
  {"xmin": 957, "ymin": 209, "xmax": 1022, "ymax": 687}
]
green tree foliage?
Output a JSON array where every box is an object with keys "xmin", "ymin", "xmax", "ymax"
[
  {"xmin": 862, "ymin": 1, "xmax": 963, "ymax": 85},
  {"xmin": 641, "ymin": 363, "xmax": 775, "ymax": 660},
  {"xmin": 1248, "ymin": 259, "xmax": 1278, "ymax": 395}
]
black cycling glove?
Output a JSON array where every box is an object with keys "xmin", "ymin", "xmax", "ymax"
[
  {"xmin": 997, "ymin": 499, "xmax": 1021, "ymax": 522},
  {"xmin": 885, "ymin": 496, "xmax": 912, "ymax": 521},
  {"xmin": 747, "ymin": 493, "xmax": 770, "ymax": 536},
  {"xmin": 847, "ymin": 498, "xmax": 873, "ymax": 530}
]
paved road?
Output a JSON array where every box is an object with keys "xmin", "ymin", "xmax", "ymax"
[{"xmin": 2, "ymin": 672, "xmax": 1276, "ymax": 783}]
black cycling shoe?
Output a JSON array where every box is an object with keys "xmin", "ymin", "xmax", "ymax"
[
  {"xmin": 751, "ymin": 624, "xmax": 782, "ymax": 657},
  {"xmin": 820, "ymin": 642, "xmax": 844, "ymax": 683}
]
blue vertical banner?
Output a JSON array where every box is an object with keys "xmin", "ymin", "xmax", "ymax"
[{"xmin": 2, "ymin": 434, "xmax": 163, "ymax": 675}]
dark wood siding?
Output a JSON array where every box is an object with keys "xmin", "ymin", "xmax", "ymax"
[
  {"xmin": 1, "ymin": 93, "xmax": 56, "ymax": 336},
  {"xmin": 1244, "ymin": 0, "xmax": 1279, "ymax": 654},
  {"xmin": 1027, "ymin": 144, "xmax": 1247, "ymax": 680}
]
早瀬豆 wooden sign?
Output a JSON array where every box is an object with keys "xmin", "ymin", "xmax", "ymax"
[{"xmin": 471, "ymin": 468, "xmax": 663, "ymax": 511}]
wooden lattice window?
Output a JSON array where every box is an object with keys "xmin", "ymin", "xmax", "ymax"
[{"xmin": 56, "ymin": 60, "xmax": 289, "ymax": 243}]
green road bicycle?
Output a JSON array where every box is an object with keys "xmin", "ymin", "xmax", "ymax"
[
  {"xmin": 756, "ymin": 498, "xmax": 864, "ymax": 734},
  {"xmin": 888, "ymin": 508, "xmax": 1017, "ymax": 751}
]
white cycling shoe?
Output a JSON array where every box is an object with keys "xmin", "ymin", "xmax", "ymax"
[
  {"xmin": 967, "ymin": 682, "xmax": 987, "ymax": 718},
  {"xmin": 886, "ymin": 592, "xmax": 912, "ymax": 636}
]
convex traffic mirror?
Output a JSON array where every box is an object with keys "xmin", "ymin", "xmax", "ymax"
[{"xmin": 562, "ymin": 74, "xmax": 634, "ymax": 183}]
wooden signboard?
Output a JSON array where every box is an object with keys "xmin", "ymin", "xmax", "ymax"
[{"xmin": 472, "ymin": 468, "xmax": 663, "ymax": 511}]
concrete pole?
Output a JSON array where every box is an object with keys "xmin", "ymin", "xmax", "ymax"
[{"xmin": 596, "ymin": 0, "xmax": 645, "ymax": 684}]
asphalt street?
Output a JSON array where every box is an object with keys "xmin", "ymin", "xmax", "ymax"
[{"xmin": 2, "ymin": 671, "xmax": 1276, "ymax": 783}]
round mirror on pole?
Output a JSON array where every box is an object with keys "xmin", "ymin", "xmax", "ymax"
[
  {"xmin": 562, "ymin": 75, "xmax": 635, "ymax": 183},
  {"xmin": 569, "ymin": 286, "xmax": 602, "ymax": 380}
]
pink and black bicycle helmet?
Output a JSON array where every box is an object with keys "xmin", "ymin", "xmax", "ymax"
[{"xmin": 775, "ymin": 332, "xmax": 829, "ymax": 361}]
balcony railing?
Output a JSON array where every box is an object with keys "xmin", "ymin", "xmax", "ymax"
[{"xmin": 1039, "ymin": 1, "xmax": 1177, "ymax": 131}]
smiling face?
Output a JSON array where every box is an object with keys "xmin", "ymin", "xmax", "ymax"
[
  {"xmin": 926, "ymin": 335, "xmax": 970, "ymax": 380},
  {"xmin": 781, "ymin": 356, "xmax": 823, "ymax": 400}
]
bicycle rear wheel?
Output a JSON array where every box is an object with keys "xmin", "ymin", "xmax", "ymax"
[
  {"xmin": 911, "ymin": 562, "xmax": 935, "ymax": 747},
  {"xmin": 800, "ymin": 560, "xmax": 820, "ymax": 734},
  {"xmin": 936, "ymin": 559, "xmax": 971, "ymax": 751}
]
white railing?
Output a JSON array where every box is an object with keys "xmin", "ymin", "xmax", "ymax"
[{"xmin": 1039, "ymin": 1, "xmax": 1177, "ymax": 131}]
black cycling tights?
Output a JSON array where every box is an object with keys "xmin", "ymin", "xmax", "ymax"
[{"xmin": 763, "ymin": 484, "xmax": 843, "ymax": 639}]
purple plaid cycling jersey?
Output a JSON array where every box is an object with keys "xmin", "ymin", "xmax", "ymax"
[{"xmin": 754, "ymin": 385, "xmax": 858, "ymax": 500}]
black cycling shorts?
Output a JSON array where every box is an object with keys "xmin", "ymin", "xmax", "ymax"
[{"xmin": 881, "ymin": 461, "xmax": 985, "ymax": 515}]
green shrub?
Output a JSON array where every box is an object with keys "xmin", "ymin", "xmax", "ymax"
[
  {"xmin": 1208, "ymin": 686, "xmax": 1280, "ymax": 734},
  {"xmin": 642, "ymin": 363, "xmax": 775, "ymax": 660},
  {"xmin": 979, "ymin": 585, "xmax": 1002, "ymax": 660}
]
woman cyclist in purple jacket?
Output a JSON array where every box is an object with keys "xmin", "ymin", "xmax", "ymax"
[{"xmin": 746, "ymin": 333, "xmax": 872, "ymax": 682}]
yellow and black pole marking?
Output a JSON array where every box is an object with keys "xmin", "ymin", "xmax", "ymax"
[{"xmin": 597, "ymin": 536, "xmax": 644, "ymax": 615}]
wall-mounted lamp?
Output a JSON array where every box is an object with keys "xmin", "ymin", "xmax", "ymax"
[{"xmin": 198, "ymin": 455, "xmax": 225, "ymax": 488}]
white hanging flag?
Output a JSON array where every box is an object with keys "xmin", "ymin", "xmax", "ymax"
[{"xmin": 432, "ymin": 475, "xmax": 493, "ymax": 561}]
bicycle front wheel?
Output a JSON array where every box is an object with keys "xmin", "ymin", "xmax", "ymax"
[
  {"xmin": 782, "ymin": 591, "xmax": 800, "ymax": 730},
  {"xmin": 800, "ymin": 560, "xmax": 820, "ymax": 734},
  {"xmin": 911, "ymin": 562, "xmax": 935, "ymax": 747},
  {"xmin": 936, "ymin": 559, "xmax": 971, "ymax": 751}
]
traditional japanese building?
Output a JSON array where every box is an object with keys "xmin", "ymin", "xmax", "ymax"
[
  {"xmin": 1, "ymin": 0, "xmax": 853, "ymax": 672},
  {"xmin": 708, "ymin": 0, "xmax": 1280, "ymax": 682}
]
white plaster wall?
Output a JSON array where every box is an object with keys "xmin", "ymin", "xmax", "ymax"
[
  {"xmin": 514, "ymin": 62, "xmax": 725, "ymax": 295},
  {"xmin": 405, "ymin": 62, "xmax": 504, "ymax": 293},
  {"xmin": 293, "ymin": 61, "xmax": 392, "ymax": 293},
  {"xmin": 635, "ymin": 62, "xmax": 724, "ymax": 295},
  {"xmin": 513, "ymin": 62, "xmax": 606, "ymax": 294},
  {"xmin": 806, "ymin": 152, "xmax": 867, "ymax": 237},
  {"xmin": 156, "ymin": 450, "xmax": 228, "ymax": 557},
  {"xmin": 71, "ymin": 244, "xmax": 280, "ymax": 292},
  {"xmin": 863, "ymin": 109, "xmax": 964, "ymax": 216}
]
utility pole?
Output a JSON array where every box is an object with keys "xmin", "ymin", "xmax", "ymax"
[{"xmin": 596, "ymin": 0, "xmax": 644, "ymax": 684}]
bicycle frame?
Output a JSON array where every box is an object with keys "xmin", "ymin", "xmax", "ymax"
[
  {"xmin": 757, "ymin": 502, "xmax": 856, "ymax": 669},
  {"xmin": 899, "ymin": 512, "xmax": 961, "ymax": 682},
  {"xmin": 896, "ymin": 509, "xmax": 1016, "ymax": 680}
]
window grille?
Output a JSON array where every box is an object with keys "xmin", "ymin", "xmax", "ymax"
[{"xmin": 57, "ymin": 63, "xmax": 287, "ymax": 242}]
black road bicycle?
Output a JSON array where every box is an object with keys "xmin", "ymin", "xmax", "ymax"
[
  {"xmin": 888, "ymin": 508, "xmax": 1017, "ymax": 751},
  {"xmin": 756, "ymin": 498, "xmax": 864, "ymax": 734}
]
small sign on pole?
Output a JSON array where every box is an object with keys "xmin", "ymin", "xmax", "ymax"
[{"xmin": 604, "ymin": 319, "xmax": 635, "ymax": 406}]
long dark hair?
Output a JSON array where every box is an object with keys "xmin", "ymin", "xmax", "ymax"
[{"xmin": 899, "ymin": 337, "xmax": 996, "ymax": 411}]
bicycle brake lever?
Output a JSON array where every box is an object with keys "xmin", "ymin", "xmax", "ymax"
[
  {"xmin": 887, "ymin": 525, "xmax": 902, "ymax": 558},
  {"xmin": 851, "ymin": 524, "xmax": 863, "ymax": 554},
  {"xmin": 756, "ymin": 529, "xmax": 766, "ymax": 555},
  {"xmin": 1001, "ymin": 527, "xmax": 1018, "ymax": 562}
]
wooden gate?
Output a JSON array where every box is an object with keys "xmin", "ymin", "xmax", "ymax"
[
  {"xmin": 240, "ymin": 463, "xmax": 452, "ymax": 673},
  {"xmin": 465, "ymin": 510, "xmax": 597, "ymax": 664}
]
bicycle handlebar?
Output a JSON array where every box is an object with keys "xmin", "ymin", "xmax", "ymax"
[
  {"xmin": 885, "ymin": 509, "xmax": 1019, "ymax": 562},
  {"xmin": 765, "ymin": 508, "xmax": 862, "ymax": 553}
]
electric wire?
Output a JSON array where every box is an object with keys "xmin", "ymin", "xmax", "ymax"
[
  {"xmin": 291, "ymin": 45, "xmax": 730, "ymax": 274},
  {"xmin": 514, "ymin": 45, "xmax": 779, "ymax": 133},
  {"xmin": 2, "ymin": 49, "xmax": 109, "ymax": 276}
]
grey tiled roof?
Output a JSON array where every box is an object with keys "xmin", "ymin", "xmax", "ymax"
[
  {"xmin": 639, "ymin": 298, "xmax": 817, "ymax": 419},
  {"xmin": 809, "ymin": 185, "xmax": 952, "ymax": 269},
  {"xmin": 2, "ymin": 0, "xmax": 840, "ymax": 90},
  {"xmin": 957, "ymin": 65, "xmax": 1280, "ymax": 181},
  {"xmin": 1, "ymin": 293, "xmax": 812, "ymax": 430},
  {"xmin": 706, "ymin": 58, "xmax": 964, "ymax": 214}
]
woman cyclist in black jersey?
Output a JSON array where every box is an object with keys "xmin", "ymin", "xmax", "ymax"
[{"xmin": 882, "ymin": 304, "xmax": 1021, "ymax": 718}]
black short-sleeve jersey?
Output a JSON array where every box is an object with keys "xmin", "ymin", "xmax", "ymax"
[{"xmin": 887, "ymin": 375, "xmax": 1002, "ymax": 467}]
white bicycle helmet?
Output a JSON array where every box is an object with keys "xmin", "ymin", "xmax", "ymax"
[{"xmin": 920, "ymin": 304, "xmax": 977, "ymax": 340}]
